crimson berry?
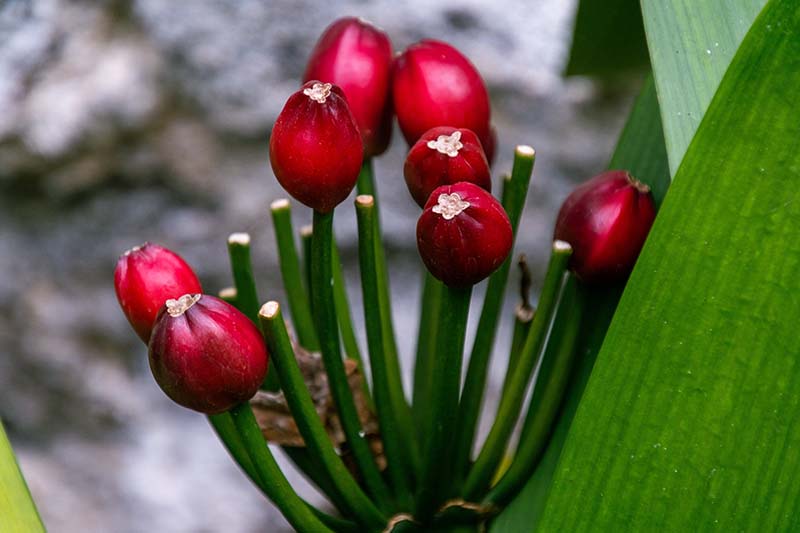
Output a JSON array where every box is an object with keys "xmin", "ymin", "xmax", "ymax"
[
  {"xmin": 417, "ymin": 182, "xmax": 512, "ymax": 287},
  {"xmin": 554, "ymin": 170, "xmax": 656, "ymax": 284},
  {"xmin": 114, "ymin": 242, "xmax": 202, "ymax": 343},
  {"xmin": 304, "ymin": 17, "xmax": 393, "ymax": 157},
  {"xmin": 393, "ymin": 40, "xmax": 493, "ymax": 160},
  {"xmin": 269, "ymin": 80, "xmax": 363, "ymax": 213},
  {"xmin": 404, "ymin": 126, "xmax": 491, "ymax": 208},
  {"xmin": 148, "ymin": 294, "xmax": 268, "ymax": 414}
]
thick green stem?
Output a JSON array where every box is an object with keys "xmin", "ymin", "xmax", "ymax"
[
  {"xmin": 227, "ymin": 403, "xmax": 334, "ymax": 532},
  {"xmin": 358, "ymin": 159, "xmax": 420, "ymax": 479},
  {"xmin": 485, "ymin": 276, "xmax": 585, "ymax": 508},
  {"xmin": 412, "ymin": 272, "xmax": 443, "ymax": 437},
  {"xmin": 311, "ymin": 209, "xmax": 393, "ymax": 511},
  {"xmin": 503, "ymin": 304, "xmax": 534, "ymax": 391},
  {"xmin": 451, "ymin": 146, "xmax": 536, "ymax": 485},
  {"xmin": 227, "ymin": 233, "xmax": 280, "ymax": 391},
  {"xmin": 462, "ymin": 241, "xmax": 571, "ymax": 500},
  {"xmin": 258, "ymin": 302, "xmax": 387, "ymax": 529},
  {"xmin": 270, "ymin": 199, "xmax": 319, "ymax": 351},
  {"xmin": 355, "ymin": 195, "xmax": 412, "ymax": 507},
  {"xmin": 331, "ymin": 241, "xmax": 368, "ymax": 378},
  {"xmin": 300, "ymin": 225, "xmax": 314, "ymax": 311},
  {"xmin": 415, "ymin": 284, "xmax": 473, "ymax": 521}
]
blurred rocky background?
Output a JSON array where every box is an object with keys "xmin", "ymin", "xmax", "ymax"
[{"xmin": 0, "ymin": 0, "xmax": 638, "ymax": 531}]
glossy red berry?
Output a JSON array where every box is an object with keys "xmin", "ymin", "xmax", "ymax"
[
  {"xmin": 393, "ymin": 40, "xmax": 492, "ymax": 158},
  {"xmin": 554, "ymin": 170, "xmax": 656, "ymax": 284},
  {"xmin": 404, "ymin": 126, "xmax": 491, "ymax": 208},
  {"xmin": 417, "ymin": 182, "xmax": 512, "ymax": 287},
  {"xmin": 148, "ymin": 294, "xmax": 268, "ymax": 414},
  {"xmin": 114, "ymin": 242, "xmax": 202, "ymax": 343},
  {"xmin": 304, "ymin": 17, "xmax": 393, "ymax": 157},
  {"xmin": 269, "ymin": 80, "xmax": 363, "ymax": 213}
]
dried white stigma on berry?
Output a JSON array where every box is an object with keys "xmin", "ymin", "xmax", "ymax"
[
  {"xmin": 166, "ymin": 293, "xmax": 201, "ymax": 317},
  {"xmin": 123, "ymin": 243, "xmax": 147, "ymax": 256},
  {"xmin": 432, "ymin": 193, "xmax": 470, "ymax": 220},
  {"xmin": 427, "ymin": 131, "xmax": 463, "ymax": 158},
  {"xmin": 303, "ymin": 82, "xmax": 333, "ymax": 103}
]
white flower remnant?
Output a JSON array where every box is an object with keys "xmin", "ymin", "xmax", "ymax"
[
  {"xmin": 433, "ymin": 193, "xmax": 470, "ymax": 220},
  {"xmin": 166, "ymin": 294, "xmax": 202, "ymax": 317},
  {"xmin": 303, "ymin": 82, "xmax": 332, "ymax": 103},
  {"xmin": 427, "ymin": 130, "xmax": 463, "ymax": 158}
]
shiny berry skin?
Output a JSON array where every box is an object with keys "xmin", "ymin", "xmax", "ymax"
[
  {"xmin": 417, "ymin": 182, "xmax": 512, "ymax": 287},
  {"xmin": 554, "ymin": 170, "xmax": 656, "ymax": 284},
  {"xmin": 393, "ymin": 40, "xmax": 492, "ymax": 157},
  {"xmin": 304, "ymin": 17, "xmax": 393, "ymax": 157},
  {"xmin": 114, "ymin": 242, "xmax": 202, "ymax": 343},
  {"xmin": 404, "ymin": 127, "xmax": 491, "ymax": 208},
  {"xmin": 269, "ymin": 80, "xmax": 363, "ymax": 213},
  {"xmin": 148, "ymin": 294, "xmax": 268, "ymax": 414}
]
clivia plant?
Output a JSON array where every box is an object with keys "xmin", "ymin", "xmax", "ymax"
[{"xmin": 112, "ymin": 16, "xmax": 658, "ymax": 533}]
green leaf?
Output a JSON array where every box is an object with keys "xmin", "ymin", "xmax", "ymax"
[
  {"xmin": 642, "ymin": 0, "xmax": 766, "ymax": 174},
  {"xmin": 565, "ymin": 0, "xmax": 650, "ymax": 77},
  {"xmin": 536, "ymin": 1, "xmax": 800, "ymax": 530},
  {"xmin": 491, "ymin": 74, "xmax": 670, "ymax": 532},
  {"xmin": 0, "ymin": 422, "xmax": 45, "ymax": 532}
]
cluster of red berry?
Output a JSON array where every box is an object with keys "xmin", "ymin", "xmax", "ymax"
[{"xmin": 113, "ymin": 16, "xmax": 656, "ymax": 531}]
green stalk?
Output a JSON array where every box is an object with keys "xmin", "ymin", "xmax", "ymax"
[
  {"xmin": 331, "ymin": 240, "xmax": 367, "ymax": 377},
  {"xmin": 311, "ymin": 209, "xmax": 393, "ymax": 511},
  {"xmin": 208, "ymin": 414, "xmax": 357, "ymax": 532},
  {"xmin": 0, "ymin": 422, "xmax": 45, "ymax": 533},
  {"xmin": 258, "ymin": 302, "xmax": 387, "ymax": 529},
  {"xmin": 358, "ymin": 159, "xmax": 420, "ymax": 479},
  {"xmin": 355, "ymin": 195, "xmax": 412, "ymax": 507},
  {"xmin": 415, "ymin": 284, "xmax": 473, "ymax": 521},
  {"xmin": 300, "ymin": 225, "xmax": 314, "ymax": 313},
  {"xmin": 227, "ymin": 402, "xmax": 334, "ymax": 532},
  {"xmin": 503, "ymin": 255, "xmax": 535, "ymax": 390},
  {"xmin": 270, "ymin": 199, "xmax": 319, "ymax": 351},
  {"xmin": 462, "ymin": 240, "xmax": 572, "ymax": 500},
  {"xmin": 227, "ymin": 233, "xmax": 280, "ymax": 391},
  {"xmin": 451, "ymin": 146, "xmax": 536, "ymax": 485},
  {"xmin": 412, "ymin": 272, "xmax": 443, "ymax": 453},
  {"xmin": 281, "ymin": 446, "xmax": 353, "ymax": 518},
  {"xmin": 485, "ymin": 276, "xmax": 585, "ymax": 508}
]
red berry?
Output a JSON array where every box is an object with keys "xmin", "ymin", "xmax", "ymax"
[
  {"xmin": 304, "ymin": 17, "xmax": 393, "ymax": 157},
  {"xmin": 417, "ymin": 182, "xmax": 512, "ymax": 287},
  {"xmin": 269, "ymin": 80, "xmax": 363, "ymax": 213},
  {"xmin": 114, "ymin": 242, "xmax": 202, "ymax": 343},
  {"xmin": 393, "ymin": 40, "xmax": 492, "ymax": 157},
  {"xmin": 148, "ymin": 294, "xmax": 268, "ymax": 414},
  {"xmin": 554, "ymin": 170, "xmax": 656, "ymax": 284},
  {"xmin": 404, "ymin": 126, "xmax": 491, "ymax": 208}
]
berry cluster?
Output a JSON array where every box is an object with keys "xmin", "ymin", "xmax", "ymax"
[{"xmin": 114, "ymin": 16, "xmax": 656, "ymax": 533}]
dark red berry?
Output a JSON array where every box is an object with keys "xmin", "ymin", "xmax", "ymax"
[
  {"xmin": 114, "ymin": 242, "xmax": 202, "ymax": 343},
  {"xmin": 554, "ymin": 170, "xmax": 656, "ymax": 284},
  {"xmin": 304, "ymin": 17, "xmax": 393, "ymax": 157},
  {"xmin": 393, "ymin": 40, "xmax": 492, "ymax": 158},
  {"xmin": 417, "ymin": 182, "xmax": 512, "ymax": 287},
  {"xmin": 404, "ymin": 126, "xmax": 491, "ymax": 208},
  {"xmin": 148, "ymin": 294, "xmax": 268, "ymax": 414},
  {"xmin": 269, "ymin": 80, "xmax": 363, "ymax": 213}
]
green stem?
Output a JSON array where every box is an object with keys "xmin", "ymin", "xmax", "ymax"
[
  {"xmin": 451, "ymin": 146, "xmax": 536, "ymax": 485},
  {"xmin": 258, "ymin": 302, "xmax": 387, "ymax": 529},
  {"xmin": 300, "ymin": 225, "xmax": 314, "ymax": 312},
  {"xmin": 412, "ymin": 272, "xmax": 443, "ymax": 449},
  {"xmin": 311, "ymin": 209, "xmax": 393, "ymax": 511},
  {"xmin": 358, "ymin": 159, "xmax": 420, "ymax": 480},
  {"xmin": 331, "ymin": 240, "xmax": 368, "ymax": 380},
  {"xmin": 462, "ymin": 241, "xmax": 572, "ymax": 500},
  {"xmin": 503, "ymin": 304, "xmax": 534, "ymax": 391},
  {"xmin": 271, "ymin": 199, "xmax": 319, "ymax": 351},
  {"xmin": 355, "ymin": 195, "xmax": 412, "ymax": 507},
  {"xmin": 415, "ymin": 284, "xmax": 473, "ymax": 521},
  {"xmin": 281, "ymin": 446, "xmax": 352, "ymax": 517},
  {"xmin": 485, "ymin": 276, "xmax": 585, "ymax": 508},
  {"xmin": 217, "ymin": 286, "xmax": 238, "ymax": 306},
  {"xmin": 227, "ymin": 403, "xmax": 334, "ymax": 533}
]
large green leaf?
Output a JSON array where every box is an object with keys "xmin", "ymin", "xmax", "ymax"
[
  {"xmin": 642, "ymin": 0, "xmax": 766, "ymax": 174},
  {"xmin": 536, "ymin": 0, "xmax": 800, "ymax": 530},
  {"xmin": 492, "ymin": 74, "xmax": 670, "ymax": 532},
  {"xmin": 0, "ymin": 422, "xmax": 45, "ymax": 532},
  {"xmin": 565, "ymin": 0, "xmax": 649, "ymax": 77}
]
